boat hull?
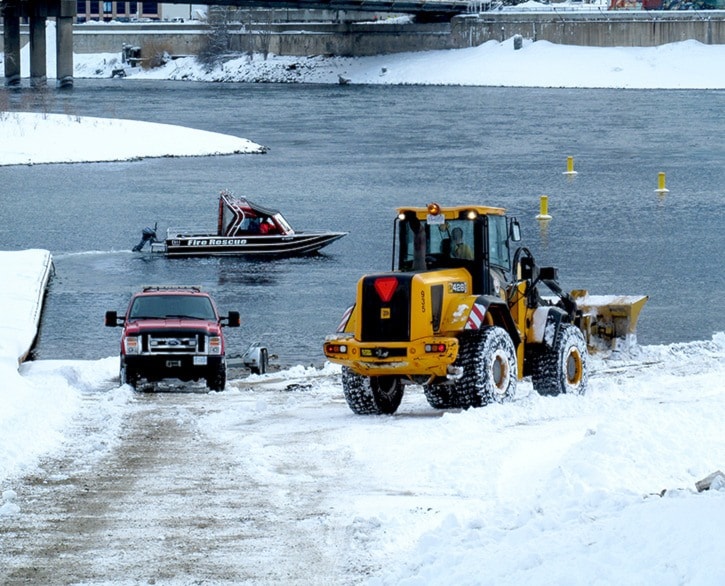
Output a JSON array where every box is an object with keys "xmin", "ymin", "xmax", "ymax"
[{"xmin": 153, "ymin": 231, "xmax": 346, "ymax": 257}]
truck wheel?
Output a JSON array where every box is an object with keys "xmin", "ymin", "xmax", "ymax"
[
  {"xmin": 454, "ymin": 327, "xmax": 518, "ymax": 408},
  {"xmin": 531, "ymin": 324, "xmax": 588, "ymax": 396},
  {"xmin": 206, "ymin": 365, "xmax": 227, "ymax": 392},
  {"xmin": 423, "ymin": 380, "xmax": 457, "ymax": 409},
  {"xmin": 341, "ymin": 367, "xmax": 403, "ymax": 415},
  {"xmin": 120, "ymin": 363, "xmax": 138, "ymax": 390}
]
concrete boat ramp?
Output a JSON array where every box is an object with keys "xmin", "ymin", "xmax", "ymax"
[{"xmin": 0, "ymin": 249, "xmax": 53, "ymax": 366}]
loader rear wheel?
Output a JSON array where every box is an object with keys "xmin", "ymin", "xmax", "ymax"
[
  {"xmin": 453, "ymin": 327, "xmax": 518, "ymax": 408},
  {"xmin": 341, "ymin": 368, "xmax": 403, "ymax": 415},
  {"xmin": 531, "ymin": 324, "xmax": 588, "ymax": 396}
]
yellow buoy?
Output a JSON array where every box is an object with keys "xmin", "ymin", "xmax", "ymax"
[
  {"xmin": 655, "ymin": 171, "xmax": 669, "ymax": 193},
  {"xmin": 536, "ymin": 195, "xmax": 552, "ymax": 220},
  {"xmin": 563, "ymin": 156, "xmax": 578, "ymax": 176}
]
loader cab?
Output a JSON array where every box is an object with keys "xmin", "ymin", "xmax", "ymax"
[{"xmin": 395, "ymin": 203, "xmax": 518, "ymax": 296}]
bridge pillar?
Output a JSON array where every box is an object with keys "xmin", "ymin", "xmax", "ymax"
[
  {"xmin": 56, "ymin": 0, "xmax": 76, "ymax": 88},
  {"xmin": 30, "ymin": 15, "xmax": 49, "ymax": 86},
  {"xmin": 2, "ymin": 2, "xmax": 21, "ymax": 86}
]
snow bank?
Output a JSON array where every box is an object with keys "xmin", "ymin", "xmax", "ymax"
[
  {"xmin": 76, "ymin": 38, "xmax": 725, "ymax": 90},
  {"xmin": 0, "ymin": 249, "xmax": 52, "ymax": 364},
  {"xmin": 0, "ymin": 112, "xmax": 265, "ymax": 166}
]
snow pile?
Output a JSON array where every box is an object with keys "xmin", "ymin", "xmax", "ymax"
[
  {"xmin": 0, "ymin": 111, "xmax": 265, "ymax": 166},
  {"xmin": 83, "ymin": 38, "xmax": 725, "ymax": 89},
  {"xmin": 200, "ymin": 336, "xmax": 725, "ymax": 584}
]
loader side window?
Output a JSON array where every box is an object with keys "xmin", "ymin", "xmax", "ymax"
[{"xmin": 488, "ymin": 216, "xmax": 511, "ymax": 271}]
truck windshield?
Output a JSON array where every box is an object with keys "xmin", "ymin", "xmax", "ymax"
[{"xmin": 129, "ymin": 295, "xmax": 216, "ymax": 321}]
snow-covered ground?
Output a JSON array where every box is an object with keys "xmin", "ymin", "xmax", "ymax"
[{"xmin": 2, "ymin": 32, "xmax": 725, "ymax": 584}]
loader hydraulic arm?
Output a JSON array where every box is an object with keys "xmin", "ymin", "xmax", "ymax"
[{"xmin": 537, "ymin": 269, "xmax": 578, "ymax": 322}]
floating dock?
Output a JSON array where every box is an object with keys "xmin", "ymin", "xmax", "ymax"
[{"xmin": 0, "ymin": 249, "xmax": 54, "ymax": 365}]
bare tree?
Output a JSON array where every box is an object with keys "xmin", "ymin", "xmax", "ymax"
[{"xmin": 198, "ymin": 6, "xmax": 238, "ymax": 68}]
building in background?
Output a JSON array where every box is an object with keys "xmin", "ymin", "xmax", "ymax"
[{"xmin": 75, "ymin": 2, "xmax": 208, "ymax": 23}]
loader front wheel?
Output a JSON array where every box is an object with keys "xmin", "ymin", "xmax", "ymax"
[
  {"xmin": 532, "ymin": 324, "xmax": 588, "ymax": 396},
  {"xmin": 454, "ymin": 327, "xmax": 518, "ymax": 408},
  {"xmin": 341, "ymin": 368, "xmax": 403, "ymax": 415},
  {"xmin": 423, "ymin": 379, "xmax": 457, "ymax": 409}
]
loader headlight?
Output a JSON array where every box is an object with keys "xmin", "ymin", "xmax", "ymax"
[
  {"xmin": 124, "ymin": 336, "xmax": 140, "ymax": 354},
  {"xmin": 325, "ymin": 343, "xmax": 348, "ymax": 355},
  {"xmin": 425, "ymin": 343, "xmax": 447, "ymax": 353},
  {"xmin": 466, "ymin": 210, "xmax": 478, "ymax": 220}
]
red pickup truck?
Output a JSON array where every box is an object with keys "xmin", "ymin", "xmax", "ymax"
[{"xmin": 105, "ymin": 286, "xmax": 266, "ymax": 391}]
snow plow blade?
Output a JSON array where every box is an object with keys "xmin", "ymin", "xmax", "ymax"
[{"xmin": 571, "ymin": 290, "xmax": 648, "ymax": 352}]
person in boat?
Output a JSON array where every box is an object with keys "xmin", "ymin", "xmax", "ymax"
[{"xmin": 258, "ymin": 217, "xmax": 276, "ymax": 234}]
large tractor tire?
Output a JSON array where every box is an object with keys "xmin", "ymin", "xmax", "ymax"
[
  {"xmin": 341, "ymin": 368, "xmax": 404, "ymax": 415},
  {"xmin": 423, "ymin": 380, "xmax": 458, "ymax": 409},
  {"xmin": 452, "ymin": 327, "xmax": 518, "ymax": 408},
  {"xmin": 531, "ymin": 323, "xmax": 588, "ymax": 396}
]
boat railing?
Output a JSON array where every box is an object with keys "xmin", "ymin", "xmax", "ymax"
[{"xmin": 165, "ymin": 227, "xmax": 214, "ymax": 239}]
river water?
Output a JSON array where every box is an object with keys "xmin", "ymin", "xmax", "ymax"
[{"xmin": 1, "ymin": 81, "xmax": 723, "ymax": 367}]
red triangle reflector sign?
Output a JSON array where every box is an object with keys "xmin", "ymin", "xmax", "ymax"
[{"xmin": 374, "ymin": 277, "xmax": 398, "ymax": 303}]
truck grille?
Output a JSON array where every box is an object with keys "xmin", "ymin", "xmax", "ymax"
[
  {"xmin": 141, "ymin": 331, "xmax": 205, "ymax": 353},
  {"xmin": 360, "ymin": 275, "xmax": 411, "ymax": 342}
]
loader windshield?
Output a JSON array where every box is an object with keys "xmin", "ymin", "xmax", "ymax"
[{"xmin": 397, "ymin": 217, "xmax": 475, "ymax": 271}]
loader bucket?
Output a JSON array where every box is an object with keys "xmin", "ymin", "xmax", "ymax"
[{"xmin": 570, "ymin": 290, "xmax": 648, "ymax": 352}]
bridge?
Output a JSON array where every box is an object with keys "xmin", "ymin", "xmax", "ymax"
[{"xmin": 1, "ymin": 0, "xmax": 472, "ymax": 88}]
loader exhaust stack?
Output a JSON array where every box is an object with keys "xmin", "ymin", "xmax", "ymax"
[{"xmin": 571, "ymin": 290, "xmax": 649, "ymax": 352}]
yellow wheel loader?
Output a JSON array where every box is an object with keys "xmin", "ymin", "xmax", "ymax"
[{"xmin": 324, "ymin": 203, "xmax": 647, "ymax": 415}]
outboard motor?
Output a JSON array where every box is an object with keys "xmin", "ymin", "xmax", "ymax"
[{"xmin": 133, "ymin": 223, "xmax": 158, "ymax": 252}]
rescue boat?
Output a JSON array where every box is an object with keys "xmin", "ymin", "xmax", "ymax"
[{"xmin": 133, "ymin": 190, "xmax": 347, "ymax": 257}]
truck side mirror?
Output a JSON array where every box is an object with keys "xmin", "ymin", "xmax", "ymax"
[
  {"xmin": 224, "ymin": 311, "xmax": 241, "ymax": 327},
  {"xmin": 105, "ymin": 311, "xmax": 120, "ymax": 327}
]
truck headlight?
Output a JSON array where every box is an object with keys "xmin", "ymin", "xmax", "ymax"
[
  {"xmin": 209, "ymin": 336, "xmax": 222, "ymax": 355},
  {"xmin": 124, "ymin": 336, "xmax": 140, "ymax": 354}
]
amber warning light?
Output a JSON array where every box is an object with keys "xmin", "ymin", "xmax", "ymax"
[{"xmin": 374, "ymin": 277, "xmax": 398, "ymax": 303}]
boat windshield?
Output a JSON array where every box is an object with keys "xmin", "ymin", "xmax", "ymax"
[{"xmin": 129, "ymin": 295, "xmax": 217, "ymax": 321}]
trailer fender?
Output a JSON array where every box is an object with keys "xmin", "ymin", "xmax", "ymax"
[{"xmin": 465, "ymin": 295, "xmax": 521, "ymax": 347}]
